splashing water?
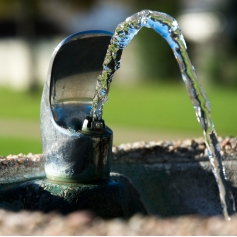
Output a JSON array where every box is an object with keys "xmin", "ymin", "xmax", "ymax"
[{"xmin": 91, "ymin": 10, "xmax": 235, "ymax": 219}]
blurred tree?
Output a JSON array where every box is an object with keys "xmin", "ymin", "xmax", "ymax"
[
  {"xmin": 217, "ymin": 0, "xmax": 237, "ymax": 87},
  {"xmin": 0, "ymin": 0, "xmax": 39, "ymax": 91},
  {"xmin": 203, "ymin": 0, "xmax": 237, "ymax": 87},
  {"xmin": 0, "ymin": 0, "xmax": 96, "ymax": 91}
]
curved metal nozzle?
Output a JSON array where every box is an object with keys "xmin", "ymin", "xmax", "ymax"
[{"xmin": 40, "ymin": 30, "xmax": 113, "ymax": 183}]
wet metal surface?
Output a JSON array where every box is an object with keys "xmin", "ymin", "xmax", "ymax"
[
  {"xmin": 0, "ymin": 173, "xmax": 146, "ymax": 218},
  {"xmin": 40, "ymin": 31, "xmax": 114, "ymax": 183}
]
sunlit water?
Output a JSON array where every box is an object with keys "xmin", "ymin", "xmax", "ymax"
[{"xmin": 91, "ymin": 10, "xmax": 235, "ymax": 220}]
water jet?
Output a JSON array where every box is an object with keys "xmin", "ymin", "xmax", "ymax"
[{"xmin": 0, "ymin": 11, "xmax": 236, "ymax": 223}]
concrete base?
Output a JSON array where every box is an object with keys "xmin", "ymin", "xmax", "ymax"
[
  {"xmin": 0, "ymin": 173, "xmax": 147, "ymax": 218},
  {"xmin": 1, "ymin": 138, "xmax": 237, "ymax": 218},
  {"xmin": 111, "ymin": 138, "xmax": 237, "ymax": 217},
  {"xmin": 112, "ymin": 161, "xmax": 237, "ymax": 217}
]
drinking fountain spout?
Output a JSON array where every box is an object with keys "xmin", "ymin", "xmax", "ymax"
[
  {"xmin": 40, "ymin": 30, "xmax": 113, "ymax": 183},
  {"xmin": 36, "ymin": 30, "xmax": 147, "ymax": 217}
]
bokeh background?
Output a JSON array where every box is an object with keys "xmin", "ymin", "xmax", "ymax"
[{"xmin": 0, "ymin": 0, "xmax": 237, "ymax": 155}]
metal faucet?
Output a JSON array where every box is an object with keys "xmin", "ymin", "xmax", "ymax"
[{"xmin": 40, "ymin": 30, "xmax": 114, "ymax": 183}]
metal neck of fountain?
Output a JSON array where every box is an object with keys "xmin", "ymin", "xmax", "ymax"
[{"xmin": 40, "ymin": 30, "xmax": 115, "ymax": 183}]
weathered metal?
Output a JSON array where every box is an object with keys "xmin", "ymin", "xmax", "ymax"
[
  {"xmin": 0, "ymin": 173, "xmax": 147, "ymax": 218},
  {"xmin": 40, "ymin": 31, "xmax": 114, "ymax": 183}
]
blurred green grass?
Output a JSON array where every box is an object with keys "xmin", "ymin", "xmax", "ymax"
[
  {"xmin": 0, "ymin": 82, "xmax": 236, "ymax": 156},
  {"xmin": 0, "ymin": 87, "xmax": 41, "ymax": 120},
  {"xmin": 0, "ymin": 137, "xmax": 41, "ymax": 156},
  {"xmin": 104, "ymin": 82, "xmax": 237, "ymax": 135}
]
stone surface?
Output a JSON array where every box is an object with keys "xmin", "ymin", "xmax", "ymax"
[
  {"xmin": 0, "ymin": 209, "xmax": 237, "ymax": 235},
  {"xmin": 0, "ymin": 153, "xmax": 44, "ymax": 183},
  {"xmin": 112, "ymin": 137, "xmax": 237, "ymax": 164},
  {"xmin": 1, "ymin": 137, "xmax": 237, "ymax": 234},
  {"xmin": 111, "ymin": 137, "xmax": 237, "ymax": 217}
]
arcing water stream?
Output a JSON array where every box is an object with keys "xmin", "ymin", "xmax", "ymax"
[{"xmin": 91, "ymin": 10, "xmax": 235, "ymax": 220}]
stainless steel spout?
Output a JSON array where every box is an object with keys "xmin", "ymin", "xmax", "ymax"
[{"xmin": 40, "ymin": 30, "xmax": 114, "ymax": 183}]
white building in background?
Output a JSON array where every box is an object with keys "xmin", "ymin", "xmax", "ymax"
[{"xmin": 0, "ymin": 38, "xmax": 63, "ymax": 90}]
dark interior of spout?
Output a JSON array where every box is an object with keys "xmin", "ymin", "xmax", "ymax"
[{"xmin": 49, "ymin": 32, "xmax": 112, "ymax": 131}]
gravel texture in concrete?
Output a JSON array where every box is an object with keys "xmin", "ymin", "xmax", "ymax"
[
  {"xmin": 0, "ymin": 137, "xmax": 237, "ymax": 235},
  {"xmin": 0, "ymin": 209, "xmax": 237, "ymax": 235}
]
